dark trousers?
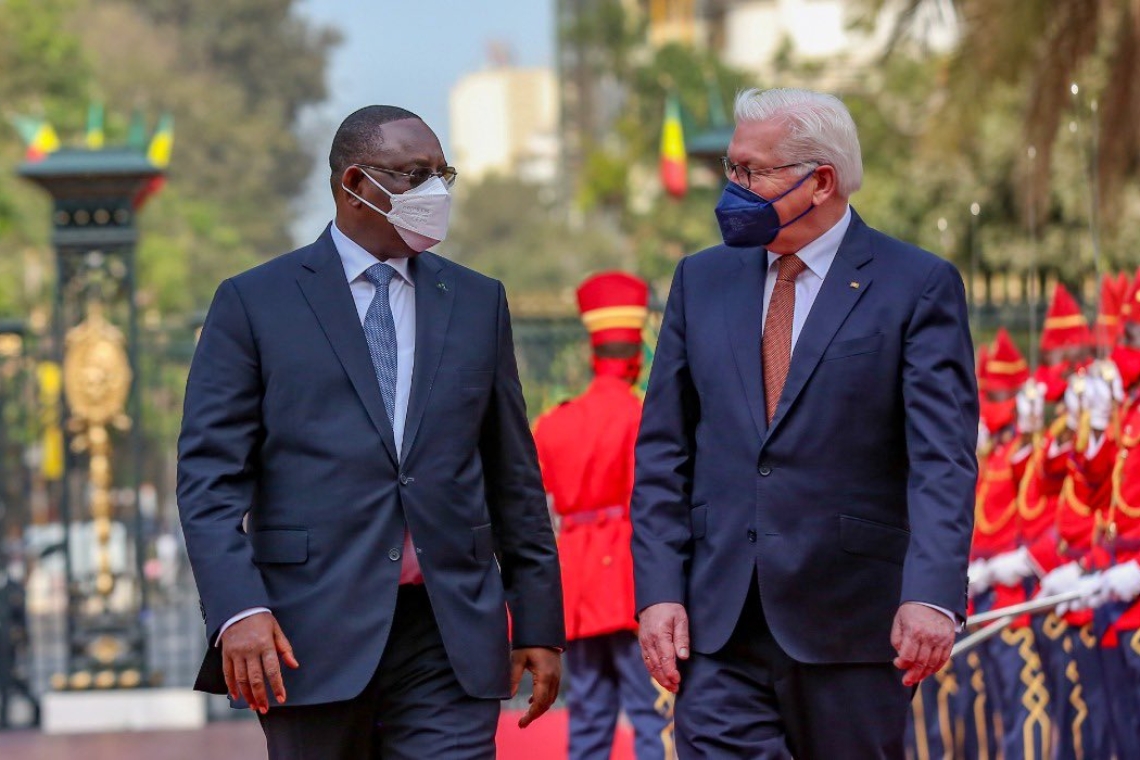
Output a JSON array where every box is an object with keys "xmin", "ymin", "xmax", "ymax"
[
  {"xmin": 1045, "ymin": 623, "xmax": 1114, "ymax": 760},
  {"xmin": 978, "ymin": 626, "xmax": 1051, "ymax": 760},
  {"xmin": 258, "ymin": 585, "xmax": 499, "ymax": 760},
  {"xmin": 675, "ymin": 578, "xmax": 910, "ymax": 759},
  {"xmin": 566, "ymin": 631, "xmax": 674, "ymax": 760},
  {"xmin": 1100, "ymin": 627, "xmax": 1140, "ymax": 759}
]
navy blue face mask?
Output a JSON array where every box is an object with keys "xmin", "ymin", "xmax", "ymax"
[{"xmin": 714, "ymin": 169, "xmax": 816, "ymax": 248}]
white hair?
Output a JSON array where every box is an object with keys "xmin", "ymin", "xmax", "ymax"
[{"xmin": 733, "ymin": 88, "xmax": 863, "ymax": 197}]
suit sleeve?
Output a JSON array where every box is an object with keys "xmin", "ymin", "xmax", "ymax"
[
  {"xmin": 479, "ymin": 282, "xmax": 566, "ymax": 649},
  {"xmin": 630, "ymin": 258, "xmax": 698, "ymax": 614},
  {"xmin": 900, "ymin": 260, "xmax": 979, "ymax": 619},
  {"xmin": 177, "ymin": 279, "xmax": 270, "ymax": 641}
]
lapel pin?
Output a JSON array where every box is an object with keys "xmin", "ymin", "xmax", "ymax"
[
  {"xmin": 849, "ymin": 281, "xmax": 860, "ymax": 289},
  {"xmin": 437, "ymin": 282, "xmax": 448, "ymax": 293}
]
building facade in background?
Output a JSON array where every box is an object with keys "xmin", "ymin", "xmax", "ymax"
[
  {"xmin": 646, "ymin": 0, "xmax": 958, "ymax": 88},
  {"xmin": 449, "ymin": 52, "xmax": 559, "ymax": 185}
]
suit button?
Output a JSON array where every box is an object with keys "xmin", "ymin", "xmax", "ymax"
[
  {"xmin": 388, "ymin": 548, "xmax": 401, "ymax": 561},
  {"xmin": 747, "ymin": 530, "xmax": 757, "ymax": 543},
  {"xmin": 758, "ymin": 465, "xmax": 772, "ymax": 476},
  {"xmin": 399, "ymin": 474, "xmax": 409, "ymax": 486}
]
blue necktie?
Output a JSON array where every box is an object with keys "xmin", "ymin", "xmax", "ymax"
[{"xmin": 363, "ymin": 263, "xmax": 398, "ymax": 426}]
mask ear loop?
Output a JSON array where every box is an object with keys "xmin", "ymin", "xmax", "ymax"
[
  {"xmin": 341, "ymin": 165, "xmax": 396, "ymax": 219},
  {"xmin": 769, "ymin": 169, "xmax": 818, "ymax": 234}
]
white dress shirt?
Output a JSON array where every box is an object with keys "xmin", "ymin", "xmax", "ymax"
[
  {"xmin": 332, "ymin": 221, "xmax": 417, "ymax": 452},
  {"xmin": 217, "ymin": 223, "xmax": 419, "ymax": 644},
  {"xmin": 760, "ymin": 206, "xmax": 958, "ymax": 628},
  {"xmin": 761, "ymin": 205, "xmax": 850, "ymax": 347}
]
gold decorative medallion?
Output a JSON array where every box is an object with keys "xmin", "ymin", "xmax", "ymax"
[{"xmin": 63, "ymin": 303, "xmax": 132, "ymax": 426}]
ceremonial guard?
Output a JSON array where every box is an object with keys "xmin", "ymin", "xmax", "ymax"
[
  {"xmin": 1028, "ymin": 280, "xmax": 1117, "ymax": 759},
  {"xmin": 1016, "ymin": 283, "xmax": 1097, "ymax": 755},
  {"xmin": 1093, "ymin": 270, "xmax": 1140, "ymax": 755},
  {"xmin": 971, "ymin": 329, "xmax": 1053, "ymax": 760},
  {"xmin": 532, "ymin": 272, "xmax": 674, "ymax": 760},
  {"xmin": 910, "ymin": 272, "xmax": 1140, "ymax": 760}
]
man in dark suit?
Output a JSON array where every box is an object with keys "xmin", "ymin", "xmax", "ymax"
[
  {"xmin": 177, "ymin": 105, "xmax": 564, "ymax": 759},
  {"xmin": 631, "ymin": 88, "xmax": 977, "ymax": 758}
]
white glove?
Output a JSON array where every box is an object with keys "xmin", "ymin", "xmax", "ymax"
[
  {"xmin": 988, "ymin": 547, "xmax": 1035, "ymax": 587},
  {"xmin": 1016, "ymin": 381, "xmax": 1047, "ymax": 435},
  {"xmin": 1039, "ymin": 561, "xmax": 1083, "ymax": 597},
  {"xmin": 1060, "ymin": 572, "xmax": 1106, "ymax": 614},
  {"xmin": 968, "ymin": 559, "xmax": 992, "ymax": 598},
  {"xmin": 1064, "ymin": 375, "xmax": 1084, "ymax": 431},
  {"xmin": 976, "ymin": 421, "xmax": 991, "ymax": 456},
  {"xmin": 1083, "ymin": 361, "xmax": 1124, "ymax": 431},
  {"xmin": 1103, "ymin": 561, "xmax": 1140, "ymax": 603}
]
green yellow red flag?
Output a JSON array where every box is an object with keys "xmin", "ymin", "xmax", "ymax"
[
  {"xmin": 146, "ymin": 113, "xmax": 174, "ymax": 168},
  {"xmin": 11, "ymin": 115, "xmax": 61, "ymax": 161},
  {"xmin": 659, "ymin": 94, "xmax": 687, "ymax": 199},
  {"xmin": 86, "ymin": 102, "xmax": 105, "ymax": 149}
]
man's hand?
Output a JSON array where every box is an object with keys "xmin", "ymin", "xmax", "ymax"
[
  {"xmin": 637, "ymin": 602, "xmax": 689, "ymax": 693},
  {"xmin": 511, "ymin": 647, "xmax": 562, "ymax": 729},
  {"xmin": 891, "ymin": 603, "xmax": 954, "ymax": 687},
  {"xmin": 219, "ymin": 612, "xmax": 299, "ymax": 713}
]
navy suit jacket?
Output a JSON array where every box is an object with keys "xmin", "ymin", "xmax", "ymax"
[
  {"xmin": 177, "ymin": 227, "xmax": 564, "ymax": 705},
  {"xmin": 631, "ymin": 210, "xmax": 977, "ymax": 663}
]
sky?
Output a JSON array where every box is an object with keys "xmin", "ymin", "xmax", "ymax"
[{"xmin": 292, "ymin": 0, "xmax": 556, "ymax": 241}]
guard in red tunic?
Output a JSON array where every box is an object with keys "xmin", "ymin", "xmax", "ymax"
[
  {"xmin": 971, "ymin": 329, "xmax": 1054, "ymax": 760},
  {"xmin": 533, "ymin": 272, "xmax": 673, "ymax": 760}
]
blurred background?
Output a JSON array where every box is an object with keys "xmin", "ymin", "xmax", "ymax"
[{"xmin": 0, "ymin": 0, "xmax": 1138, "ymax": 756}]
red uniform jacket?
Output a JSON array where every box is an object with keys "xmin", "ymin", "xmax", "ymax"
[
  {"xmin": 533, "ymin": 376, "xmax": 641, "ymax": 640},
  {"xmin": 1107, "ymin": 396, "xmax": 1140, "ymax": 637},
  {"xmin": 972, "ymin": 436, "xmax": 1032, "ymax": 624}
]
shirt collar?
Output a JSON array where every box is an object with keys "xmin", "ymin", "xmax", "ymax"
[
  {"xmin": 331, "ymin": 222, "xmax": 413, "ymax": 287},
  {"xmin": 766, "ymin": 204, "xmax": 852, "ymax": 281}
]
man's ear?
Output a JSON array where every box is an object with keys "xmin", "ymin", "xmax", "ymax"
[
  {"xmin": 340, "ymin": 165, "xmax": 364, "ymax": 203},
  {"xmin": 811, "ymin": 165, "xmax": 839, "ymax": 204}
]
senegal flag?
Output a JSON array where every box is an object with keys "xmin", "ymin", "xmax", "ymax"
[
  {"xmin": 659, "ymin": 94, "xmax": 687, "ymax": 199},
  {"xmin": 134, "ymin": 113, "xmax": 174, "ymax": 209},
  {"xmin": 86, "ymin": 103, "xmax": 105, "ymax": 149},
  {"xmin": 11, "ymin": 115, "xmax": 61, "ymax": 161},
  {"xmin": 146, "ymin": 113, "xmax": 174, "ymax": 168}
]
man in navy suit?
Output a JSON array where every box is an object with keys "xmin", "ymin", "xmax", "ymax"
[
  {"xmin": 177, "ymin": 106, "xmax": 564, "ymax": 759},
  {"xmin": 631, "ymin": 88, "xmax": 977, "ymax": 758}
]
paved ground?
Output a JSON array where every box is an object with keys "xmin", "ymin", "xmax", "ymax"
[
  {"xmin": 0, "ymin": 709, "xmax": 635, "ymax": 759},
  {"xmin": 0, "ymin": 720, "xmax": 264, "ymax": 759}
]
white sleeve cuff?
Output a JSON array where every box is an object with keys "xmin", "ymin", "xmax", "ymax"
[
  {"xmin": 912, "ymin": 601, "xmax": 963, "ymax": 632},
  {"xmin": 215, "ymin": 607, "xmax": 271, "ymax": 647}
]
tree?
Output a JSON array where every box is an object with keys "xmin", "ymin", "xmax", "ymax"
[{"xmin": 870, "ymin": 0, "xmax": 1140, "ymax": 227}]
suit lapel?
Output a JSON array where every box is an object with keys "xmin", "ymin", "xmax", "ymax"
[
  {"xmin": 295, "ymin": 228, "xmax": 399, "ymax": 466},
  {"xmin": 762, "ymin": 213, "xmax": 874, "ymax": 446},
  {"xmin": 723, "ymin": 247, "xmax": 770, "ymax": 441},
  {"xmin": 400, "ymin": 252, "xmax": 454, "ymax": 462}
]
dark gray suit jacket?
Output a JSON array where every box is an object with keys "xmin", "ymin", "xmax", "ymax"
[
  {"xmin": 632, "ymin": 210, "xmax": 977, "ymax": 664},
  {"xmin": 177, "ymin": 226, "xmax": 564, "ymax": 705}
]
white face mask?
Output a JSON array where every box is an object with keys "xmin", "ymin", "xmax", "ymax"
[{"xmin": 341, "ymin": 167, "xmax": 452, "ymax": 252}]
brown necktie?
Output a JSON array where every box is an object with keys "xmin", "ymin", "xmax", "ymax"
[{"xmin": 762, "ymin": 254, "xmax": 807, "ymax": 424}]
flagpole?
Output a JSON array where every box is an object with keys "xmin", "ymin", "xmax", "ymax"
[
  {"xmin": 1026, "ymin": 146, "xmax": 1040, "ymax": 374},
  {"xmin": 1071, "ymin": 83, "xmax": 1103, "ymax": 354}
]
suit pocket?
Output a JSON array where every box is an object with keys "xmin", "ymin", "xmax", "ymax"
[
  {"xmin": 839, "ymin": 515, "xmax": 909, "ymax": 565},
  {"xmin": 472, "ymin": 523, "xmax": 495, "ymax": 562},
  {"xmin": 690, "ymin": 505, "xmax": 708, "ymax": 540},
  {"xmin": 821, "ymin": 333, "xmax": 883, "ymax": 362},
  {"xmin": 251, "ymin": 528, "xmax": 309, "ymax": 564}
]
